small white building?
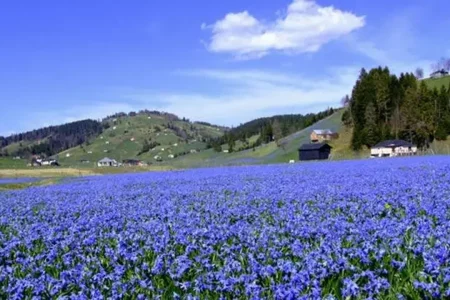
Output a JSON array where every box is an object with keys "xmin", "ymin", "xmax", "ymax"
[
  {"xmin": 41, "ymin": 159, "xmax": 58, "ymax": 166},
  {"xmin": 430, "ymin": 69, "xmax": 449, "ymax": 79},
  {"xmin": 370, "ymin": 140, "xmax": 417, "ymax": 158},
  {"xmin": 97, "ymin": 157, "xmax": 118, "ymax": 167},
  {"xmin": 65, "ymin": 153, "xmax": 71, "ymax": 157},
  {"xmin": 168, "ymin": 154, "xmax": 175, "ymax": 159},
  {"xmin": 223, "ymin": 149, "xmax": 229, "ymax": 153}
]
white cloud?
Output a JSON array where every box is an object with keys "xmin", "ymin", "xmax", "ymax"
[
  {"xmin": 122, "ymin": 67, "xmax": 358, "ymax": 126},
  {"xmin": 203, "ymin": 0, "xmax": 365, "ymax": 59}
]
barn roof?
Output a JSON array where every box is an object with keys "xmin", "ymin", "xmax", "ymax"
[
  {"xmin": 299, "ymin": 142, "xmax": 332, "ymax": 151},
  {"xmin": 372, "ymin": 139, "xmax": 415, "ymax": 148}
]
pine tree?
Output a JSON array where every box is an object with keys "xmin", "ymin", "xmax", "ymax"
[{"xmin": 363, "ymin": 102, "xmax": 379, "ymax": 147}]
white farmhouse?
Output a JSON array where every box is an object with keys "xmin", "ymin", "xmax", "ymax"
[
  {"xmin": 370, "ymin": 140, "xmax": 417, "ymax": 158},
  {"xmin": 430, "ymin": 69, "xmax": 449, "ymax": 79},
  {"xmin": 97, "ymin": 157, "xmax": 118, "ymax": 167}
]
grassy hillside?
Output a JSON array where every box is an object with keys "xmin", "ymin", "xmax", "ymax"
[
  {"xmin": 423, "ymin": 75, "xmax": 450, "ymax": 90},
  {"xmin": 58, "ymin": 112, "xmax": 225, "ymax": 166},
  {"xmin": 3, "ymin": 109, "xmax": 366, "ymax": 170},
  {"xmin": 168, "ymin": 109, "xmax": 358, "ymax": 168},
  {"xmin": 0, "ymin": 157, "xmax": 28, "ymax": 169}
]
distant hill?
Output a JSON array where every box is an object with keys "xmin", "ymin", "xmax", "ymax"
[
  {"xmin": 207, "ymin": 107, "xmax": 337, "ymax": 152},
  {"xmin": 0, "ymin": 120, "xmax": 103, "ymax": 157},
  {"xmin": 57, "ymin": 111, "xmax": 226, "ymax": 165},
  {"xmin": 1, "ymin": 107, "xmax": 349, "ymax": 168},
  {"xmin": 168, "ymin": 109, "xmax": 348, "ymax": 168}
]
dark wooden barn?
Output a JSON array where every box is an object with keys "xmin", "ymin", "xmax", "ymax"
[{"xmin": 298, "ymin": 142, "xmax": 332, "ymax": 161}]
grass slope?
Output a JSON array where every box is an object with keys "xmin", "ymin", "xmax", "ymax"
[
  {"xmin": 58, "ymin": 113, "xmax": 225, "ymax": 167},
  {"xmin": 423, "ymin": 75, "xmax": 450, "ymax": 90},
  {"xmin": 169, "ymin": 109, "xmax": 355, "ymax": 168}
]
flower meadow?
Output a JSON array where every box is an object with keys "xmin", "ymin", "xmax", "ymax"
[{"xmin": 1, "ymin": 157, "xmax": 450, "ymax": 299}]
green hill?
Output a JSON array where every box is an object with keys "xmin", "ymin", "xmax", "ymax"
[
  {"xmin": 423, "ymin": 75, "xmax": 450, "ymax": 90},
  {"xmin": 2, "ymin": 108, "xmax": 355, "ymax": 169},
  {"xmin": 57, "ymin": 112, "xmax": 225, "ymax": 166},
  {"xmin": 167, "ymin": 109, "xmax": 355, "ymax": 168}
]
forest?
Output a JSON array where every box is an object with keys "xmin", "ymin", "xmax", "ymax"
[
  {"xmin": 344, "ymin": 66, "xmax": 450, "ymax": 150},
  {"xmin": 0, "ymin": 120, "xmax": 103, "ymax": 157}
]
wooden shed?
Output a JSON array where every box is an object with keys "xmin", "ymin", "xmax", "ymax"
[{"xmin": 298, "ymin": 142, "xmax": 332, "ymax": 161}]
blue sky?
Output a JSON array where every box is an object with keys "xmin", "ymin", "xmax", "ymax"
[{"xmin": 1, "ymin": 0, "xmax": 449, "ymax": 136}]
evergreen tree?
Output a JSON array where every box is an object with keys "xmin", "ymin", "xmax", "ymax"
[{"xmin": 362, "ymin": 102, "xmax": 379, "ymax": 147}]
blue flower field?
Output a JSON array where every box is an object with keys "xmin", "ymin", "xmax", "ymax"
[{"xmin": 1, "ymin": 156, "xmax": 450, "ymax": 299}]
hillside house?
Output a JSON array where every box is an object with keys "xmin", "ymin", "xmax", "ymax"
[
  {"xmin": 97, "ymin": 157, "xmax": 118, "ymax": 167},
  {"xmin": 298, "ymin": 142, "xmax": 332, "ymax": 161},
  {"xmin": 310, "ymin": 129, "xmax": 339, "ymax": 143},
  {"xmin": 430, "ymin": 69, "xmax": 449, "ymax": 79},
  {"xmin": 370, "ymin": 140, "xmax": 417, "ymax": 158}
]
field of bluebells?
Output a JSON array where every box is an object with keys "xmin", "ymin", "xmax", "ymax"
[{"xmin": 1, "ymin": 156, "xmax": 450, "ymax": 299}]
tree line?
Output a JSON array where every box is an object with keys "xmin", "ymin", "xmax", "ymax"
[
  {"xmin": 207, "ymin": 108, "xmax": 337, "ymax": 152},
  {"xmin": 344, "ymin": 66, "xmax": 450, "ymax": 150},
  {"xmin": 0, "ymin": 120, "xmax": 103, "ymax": 157}
]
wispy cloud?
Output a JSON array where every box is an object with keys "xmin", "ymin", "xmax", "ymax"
[
  {"xmin": 121, "ymin": 67, "xmax": 358, "ymax": 126},
  {"xmin": 202, "ymin": 0, "xmax": 365, "ymax": 59},
  {"xmin": 0, "ymin": 66, "xmax": 359, "ymax": 136},
  {"xmin": 346, "ymin": 5, "xmax": 434, "ymax": 75}
]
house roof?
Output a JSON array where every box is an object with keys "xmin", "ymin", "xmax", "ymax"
[
  {"xmin": 123, "ymin": 159, "xmax": 141, "ymax": 163},
  {"xmin": 312, "ymin": 129, "xmax": 335, "ymax": 135},
  {"xmin": 299, "ymin": 142, "xmax": 332, "ymax": 151},
  {"xmin": 98, "ymin": 157, "xmax": 117, "ymax": 163},
  {"xmin": 372, "ymin": 139, "xmax": 415, "ymax": 148},
  {"xmin": 430, "ymin": 69, "xmax": 449, "ymax": 75}
]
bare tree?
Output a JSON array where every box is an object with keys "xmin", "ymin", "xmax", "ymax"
[
  {"xmin": 431, "ymin": 57, "xmax": 450, "ymax": 72},
  {"xmin": 414, "ymin": 67, "xmax": 424, "ymax": 79},
  {"xmin": 272, "ymin": 119, "xmax": 283, "ymax": 146},
  {"xmin": 341, "ymin": 94, "xmax": 351, "ymax": 107},
  {"xmin": 444, "ymin": 58, "xmax": 450, "ymax": 72}
]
